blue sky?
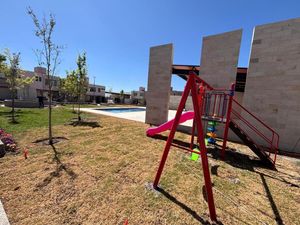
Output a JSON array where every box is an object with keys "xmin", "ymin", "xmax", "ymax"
[{"xmin": 1, "ymin": 0, "xmax": 300, "ymax": 92}]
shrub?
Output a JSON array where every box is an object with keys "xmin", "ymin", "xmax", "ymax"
[{"xmin": 0, "ymin": 128, "xmax": 18, "ymax": 152}]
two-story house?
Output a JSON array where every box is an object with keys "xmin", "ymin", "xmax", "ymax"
[{"xmin": 86, "ymin": 84, "xmax": 106, "ymax": 103}]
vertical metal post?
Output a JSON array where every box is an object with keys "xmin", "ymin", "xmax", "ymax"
[
  {"xmin": 198, "ymin": 84, "xmax": 205, "ymax": 139},
  {"xmin": 190, "ymin": 118, "xmax": 196, "ymax": 150},
  {"xmin": 153, "ymin": 77, "xmax": 193, "ymax": 188},
  {"xmin": 221, "ymin": 94, "xmax": 227, "ymax": 119},
  {"xmin": 190, "ymin": 75, "xmax": 217, "ymax": 222},
  {"xmin": 221, "ymin": 83, "xmax": 235, "ymax": 159},
  {"xmin": 269, "ymin": 133, "xmax": 274, "ymax": 156},
  {"xmin": 212, "ymin": 94, "xmax": 217, "ymax": 116},
  {"xmin": 217, "ymin": 94, "xmax": 222, "ymax": 117}
]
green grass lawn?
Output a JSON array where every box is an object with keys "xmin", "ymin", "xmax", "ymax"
[
  {"xmin": 0, "ymin": 104, "xmax": 136, "ymax": 135},
  {"xmin": 63, "ymin": 103, "xmax": 99, "ymax": 109},
  {"xmin": 0, "ymin": 106, "xmax": 80, "ymax": 135}
]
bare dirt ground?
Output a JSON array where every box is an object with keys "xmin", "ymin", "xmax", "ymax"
[{"xmin": 0, "ymin": 114, "xmax": 299, "ymax": 225}]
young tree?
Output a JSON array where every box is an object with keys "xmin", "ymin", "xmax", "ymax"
[
  {"xmin": 108, "ymin": 87, "xmax": 113, "ymax": 102},
  {"xmin": 2, "ymin": 50, "xmax": 34, "ymax": 123},
  {"xmin": 58, "ymin": 77, "xmax": 66, "ymax": 99},
  {"xmin": 75, "ymin": 52, "xmax": 88, "ymax": 121},
  {"xmin": 27, "ymin": 7, "xmax": 62, "ymax": 144},
  {"xmin": 120, "ymin": 90, "xmax": 124, "ymax": 104},
  {"xmin": 0, "ymin": 54, "xmax": 6, "ymax": 72},
  {"xmin": 63, "ymin": 70, "xmax": 78, "ymax": 112}
]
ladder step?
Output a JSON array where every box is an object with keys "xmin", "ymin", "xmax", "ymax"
[{"xmin": 229, "ymin": 121, "xmax": 275, "ymax": 169}]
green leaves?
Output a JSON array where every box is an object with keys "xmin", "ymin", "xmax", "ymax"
[
  {"xmin": 76, "ymin": 52, "xmax": 89, "ymax": 100},
  {"xmin": 2, "ymin": 49, "xmax": 34, "ymax": 91},
  {"xmin": 64, "ymin": 70, "xmax": 78, "ymax": 98},
  {"xmin": 63, "ymin": 53, "xmax": 89, "ymax": 101}
]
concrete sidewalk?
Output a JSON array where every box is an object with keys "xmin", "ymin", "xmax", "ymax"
[
  {"xmin": 0, "ymin": 200, "xmax": 10, "ymax": 225},
  {"xmin": 80, "ymin": 107, "xmax": 193, "ymax": 127}
]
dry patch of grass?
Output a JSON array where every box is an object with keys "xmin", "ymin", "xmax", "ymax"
[{"xmin": 0, "ymin": 114, "xmax": 299, "ymax": 225}]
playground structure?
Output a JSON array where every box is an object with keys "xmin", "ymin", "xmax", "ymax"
[
  {"xmin": 148, "ymin": 70, "xmax": 279, "ymax": 221},
  {"xmin": 144, "ymin": 23, "xmax": 300, "ymax": 221},
  {"xmin": 146, "ymin": 70, "xmax": 279, "ymax": 167},
  {"xmin": 145, "ymin": 17, "xmax": 300, "ymax": 222},
  {"xmin": 146, "ymin": 18, "xmax": 300, "ymax": 156}
]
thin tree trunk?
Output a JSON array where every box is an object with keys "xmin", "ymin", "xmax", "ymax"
[
  {"xmin": 11, "ymin": 89, "xmax": 16, "ymax": 123},
  {"xmin": 48, "ymin": 71, "xmax": 53, "ymax": 145},
  {"xmin": 77, "ymin": 78, "xmax": 81, "ymax": 121},
  {"xmin": 48, "ymin": 98, "xmax": 53, "ymax": 144},
  {"xmin": 78, "ymin": 102, "xmax": 81, "ymax": 121}
]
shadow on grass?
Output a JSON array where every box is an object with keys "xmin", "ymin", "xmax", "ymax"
[
  {"xmin": 0, "ymin": 110, "xmax": 39, "ymax": 124},
  {"xmin": 151, "ymin": 134, "xmax": 292, "ymax": 224},
  {"xmin": 7, "ymin": 119, "xmax": 20, "ymax": 124},
  {"xmin": 208, "ymin": 146, "xmax": 266, "ymax": 172},
  {"xmin": 150, "ymin": 134, "xmax": 192, "ymax": 148},
  {"xmin": 33, "ymin": 136, "xmax": 69, "ymax": 145},
  {"xmin": 156, "ymin": 187, "xmax": 222, "ymax": 225},
  {"xmin": 211, "ymin": 165, "xmax": 220, "ymax": 176},
  {"xmin": 68, "ymin": 120, "xmax": 102, "ymax": 128},
  {"xmin": 259, "ymin": 173, "xmax": 284, "ymax": 225},
  {"xmin": 0, "ymin": 114, "xmax": 20, "ymax": 124},
  {"xmin": 35, "ymin": 144, "xmax": 77, "ymax": 189},
  {"xmin": 151, "ymin": 135, "xmax": 300, "ymax": 189},
  {"xmin": 258, "ymin": 171, "xmax": 299, "ymax": 188},
  {"xmin": 150, "ymin": 134, "xmax": 268, "ymax": 172},
  {"xmin": 0, "ymin": 110, "xmax": 38, "ymax": 116}
]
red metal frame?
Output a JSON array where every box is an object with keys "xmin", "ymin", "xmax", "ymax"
[
  {"xmin": 221, "ymin": 83, "xmax": 235, "ymax": 159},
  {"xmin": 153, "ymin": 74, "xmax": 217, "ymax": 221},
  {"xmin": 230, "ymin": 99, "xmax": 279, "ymax": 164},
  {"xmin": 190, "ymin": 118, "xmax": 196, "ymax": 150},
  {"xmin": 193, "ymin": 79, "xmax": 279, "ymax": 166},
  {"xmin": 151, "ymin": 71, "xmax": 280, "ymax": 222}
]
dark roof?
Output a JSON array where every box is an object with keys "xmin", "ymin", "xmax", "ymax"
[{"xmin": 172, "ymin": 64, "xmax": 247, "ymax": 76}]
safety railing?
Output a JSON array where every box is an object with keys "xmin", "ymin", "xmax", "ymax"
[
  {"xmin": 201, "ymin": 90, "xmax": 231, "ymax": 123},
  {"xmin": 192, "ymin": 72, "xmax": 279, "ymax": 165},
  {"xmin": 230, "ymin": 98, "xmax": 279, "ymax": 164}
]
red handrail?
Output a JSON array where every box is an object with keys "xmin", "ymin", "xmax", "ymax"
[
  {"xmin": 232, "ymin": 100, "xmax": 279, "ymax": 147},
  {"xmin": 230, "ymin": 98, "xmax": 279, "ymax": 163},
  {"xmin": 230, "ymin": 119, "xmax": 276, "ymax": 164},
  {"xmin": 231, "ymin": 109, "xmax": 273, "ymax": 145},
  {"xmin": 232, "ymin": 98, "xmax": 278, "ymax": 136},
  {"xmin": 193, "ymin": 73, "xmax": 214, "ymax": 90},
  {"xmin": 194, "ymin": 74, "xmax": 279, "ymax": 164}
]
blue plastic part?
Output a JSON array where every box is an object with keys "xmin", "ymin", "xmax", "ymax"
[
  {"xmin": 207, "ymin": 137, "xmax": 216, "ymax": 144},
  {"xmin": 207, "ymin": 127, "xmax": 217, "ymax": 132}
]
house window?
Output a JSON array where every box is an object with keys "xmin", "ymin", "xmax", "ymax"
[
  {"xmin": 35, "ymin": 76, "xmax": 39, "ymax": 81},
  {"xmin": 98, "ymin": 88, "xmax": 101, "ymax": 92},
  {"xmin": 39, "ymin": 77, "xmax": 42, "ymax": 82}
]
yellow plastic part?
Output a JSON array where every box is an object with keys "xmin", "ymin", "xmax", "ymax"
[{"xmin": 207, "ymin": 132, "xmax": 217, "ymax": 138}]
